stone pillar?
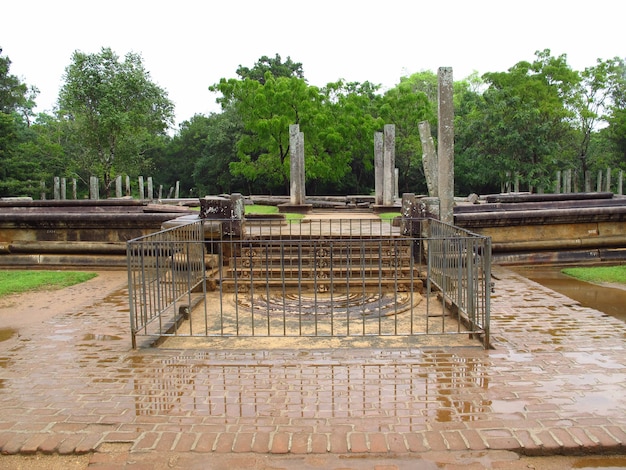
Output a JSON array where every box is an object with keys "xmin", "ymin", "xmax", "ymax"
[
  {"xmin": 147, "ymin": 177, "xmax": 154, "ymax": 200},
  {"xmin": 597, "ymin": 170, "xmax": 602, "ymax": 193},
  {"xmin": 175, "ymin": 181, "xmax": 180, "ymax": 199},
  {"xmin": 394, "ymin": 168, "xmax": 399, "ymax": 199},
  {"xmin": 383, "ymin": 124, "xmax": 396, "ymax": 206},
  {"xmin": 619, "ymin": 170, "xmax": 623, "ymax": 195},
  {"xmin": 138, "ymin": 176, "xmax": 144, "ymax": 200},
  {"xmin": 40, "ymin": 181, "xmax": 46, "ymax": 200},
  {"xmin": 289, "ymin": 124, "xmax": 306, "ymax": 206},
  {"xmin": 555, "ymin": 171, "xmax": 561, "ymax": 194},
  {"xmin": 606, "ymin": 168, "xmax": 612, "ymax": 193},
  {"xmin": 437, "ymin": 67, "xmax": 454, "ymax": 224},
  {"xmin": 115, "ymin": 175, "xmax": 122, "ymax": 198},
  {"xmin": 125, "ymin": 176, "xmax": 131, "ymax": 197},
  {"xmin": 90, "ymin": 176, "xmax": 99, "ymax": 200},
  {"xmin": 72, "ymin": 179, "xmax": 77, "ymax": 200},
  {"xmin": 158, "ymin": 185, "xmax": 163, "ymax": 199},
  {"xmin": 60, "ymin": 178, "xmax": 67, "ymax": 200},
  {"xmin": 53, "ymin": 177, "xmax": 60, "ymax": 200},
  {"xmin": 374, "ymin": 132, "xmax": 384, "ymax": 205},
  {"xmin": 566, "ymin": 169, "xmax": 572, "ymax": 193},
  {"xmin": 418, "ymin": 121, "xmax": 438, "ymax": 197}
]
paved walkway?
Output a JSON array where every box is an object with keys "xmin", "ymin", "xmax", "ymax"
[{"xmin": 0, "ymin": 267, "xmax": 625, "ymax": 469}]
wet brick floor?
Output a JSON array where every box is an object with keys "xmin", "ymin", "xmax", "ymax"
[{"xmin": 0, "ymin": 267, "xmax": 625, "ymax": 467}]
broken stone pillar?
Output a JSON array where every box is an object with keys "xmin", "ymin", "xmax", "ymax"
[
  {"xmin": 175, "ymin": 181, "xmax": 180, "ymax": 199},
  {"xmin": 374, "ymin": 132, "xmax": 384, "ymax": 205},
  {"xmin": 438, "ymin": 67, "xmax": 454, "ymax": 224},
  {"xmin": 125, "ymin": 176, "xmax": 131, "ymax": 197},
  {"xmin": 138, "ymin": 176, "xmax": 144, "ymax": 200},
  {"xmin": 199, "ymin": 194, "xmax": 245, "ymax": 237},
  {"xmin": 289, "ymin": 124, "xmax": 306, "ymax": 206},
  {"xmin": 418, "ymin": 121, "xmax": 438, "ymax": 197},
  {"xmin": 400, "ymin": 193, "xmax": 420, "ymax": 236},
  {"xmin": 383, "ymin": 124, "xmax": 396, "ymax": 206}
]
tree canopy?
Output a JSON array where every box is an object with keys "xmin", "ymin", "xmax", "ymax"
[
  {"xmin": 57, "ymin": 47, "xmax": 174, "ymax": 195},
  {"xmin": 0, "ymin": 48, "xmax": 624, "ymax": 199}
]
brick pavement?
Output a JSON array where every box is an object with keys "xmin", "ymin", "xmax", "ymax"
[{"xmin": 0, "ymin": 267, "xmax": 625, "ymax": 468}]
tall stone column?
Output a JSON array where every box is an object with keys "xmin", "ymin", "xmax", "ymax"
[
  {"xmin": 383, "ymin": 124, "xmax": 396, "ymax": 206},
  {"xmin": 437, "ymin": 67, "xmax": 454, "ymax": 224},
  {"xmin": 289, "ymin": 124, "xmax": 306, "ymax": 206},
  {"xmin": 374, "ymin": 132, "xmax": 384, "ymax": 205}
]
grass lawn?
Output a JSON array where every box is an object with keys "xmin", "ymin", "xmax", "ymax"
[
  {"xmin": 562, "ymin": 265, "xmax": 626, "ymax": 285},
  {"xmin": 245, "ymin": 204, "xmax": 304, "ymax": 221},
  {"xmin": 0, "ymin": 271, "xmax": 98, "ymax": 298}
]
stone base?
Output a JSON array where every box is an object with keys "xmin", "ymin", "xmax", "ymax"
[{"xmin": 277, "ymin": 203, "xmax": 313, "ymax": 214}]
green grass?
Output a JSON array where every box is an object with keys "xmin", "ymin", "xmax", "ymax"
[
  {"xmin": 0, "ymin": 271, "xmax": 98, "ymax": 298},
  {"xmin": 378, "ymin": 212, "xmax": 401, "ymax": 221},
  {"xmin": 245, "ymin": 204, "xmax": 304, "ymax": 221},
  {"xmin": 561, "ymin": 265, "xmax": 626, "ymax": 285}
]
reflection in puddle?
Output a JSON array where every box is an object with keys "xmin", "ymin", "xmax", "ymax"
[
  {"xmin": 512, "ymin": 266, "xmax": 626, "ymax": 322},
  {"xmin": 573, "ymin": 456, "xmax": 626, "ymax": 469},
  {"xmin": 82, "ymin": 334, "xmax": 123, "ymax": 341},
  {"xmin": 130, "ymin": 352, "xmax": 490, "ymax": 424}
]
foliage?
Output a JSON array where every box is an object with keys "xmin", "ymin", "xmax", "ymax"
[
  {"xmin": 380, "ymin": 72, "xmax": 436, "ymax": 194},
  {"xmin": 0, "ymin": 270, "xmax": 98, "ymax": 297},
  {"xmin": 211, "ymin": 74, "xmax": 322, "ymax": 193},
  {"xmin": 459, "ymin": 50, "xmax": 576, "ymax": 193},
  {"xmin": 0, "ymin": 48, "xmax": 43, "ymax": 197},
  {"xmin": 236, "ymin": 54, "xmax": 304, "ymax": 84},
  {"xmin": 562, "ymin": 265, "xmax": 626, "ymax": 285},
  {"xmin": 58, "ymin": 47, "xmax": 174, "ymax": 196}
]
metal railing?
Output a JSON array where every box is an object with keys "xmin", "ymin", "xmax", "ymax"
[{"xmin": 127, "ymin": 217, "xmax": 491, "ymax": 348}]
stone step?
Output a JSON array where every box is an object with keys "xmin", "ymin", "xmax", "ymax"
[{"xmin": 218, "ymin": 277, "xmax": 424, "ymax": 293}]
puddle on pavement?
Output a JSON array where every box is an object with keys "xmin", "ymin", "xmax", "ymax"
[
  {"xmin": 512, "ymin": 266, "xmax": 626, "ymax": 322},
  {"xmin": 0, "ymin": 328, "xmax": 17, "ymax": 342},
  {"xmin": 82, "ymin": 334, "xmax": 123, "ymax": 341},
  {"xmin": 573, "ymin": 456, "xmax": 626, "ymax": 469}
]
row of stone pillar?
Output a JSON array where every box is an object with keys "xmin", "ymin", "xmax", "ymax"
[{"xmin": 44, "ymin": 176, "xmax": 181, "ymax": 200}]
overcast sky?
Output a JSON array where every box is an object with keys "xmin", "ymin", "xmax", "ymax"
[{"xmin": 3, "ymin": 0, "xmax": 624, "ymax": 128}]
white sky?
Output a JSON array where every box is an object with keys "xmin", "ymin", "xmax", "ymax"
[{"xmin": 3, "ymin": 0, "xmax": 624, "ymax": 129}]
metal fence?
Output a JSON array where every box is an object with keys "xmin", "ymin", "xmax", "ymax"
[{"xmin": 127, "ymin": 217, "xmax": 491, "ymax": 348}]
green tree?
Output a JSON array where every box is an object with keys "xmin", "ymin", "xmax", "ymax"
[
  {"xmin": 236, "ymin": 54, "xmax": 304, "ymax": 84},
  {"xmin": 311, "ymin": 80, "xmax": 384, "ymax": 194},
  {"xmin": 606, "ymin": 58, "xmax": 626, "ymax": 165},
  {"xmin": 58, "ymin": 47, "xmax": 174, "ymax": 196},
  {"xmin": 211, "ymin": 73, "xmax": 321, "ymax": 193},
  {"xmin": 192, "ymin": 106, "xmax": 246, "ymax": 195},
  {"xmin": 471, "ymin": 50, "xmax": 575, "ymax": 192},
  {"xmin": 0, "ymin": 47, "xmax": 41, "ymax": 196},
  {"xmin": 380, "ymin": 73, "xmax": 436, "ymax": 194}
]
